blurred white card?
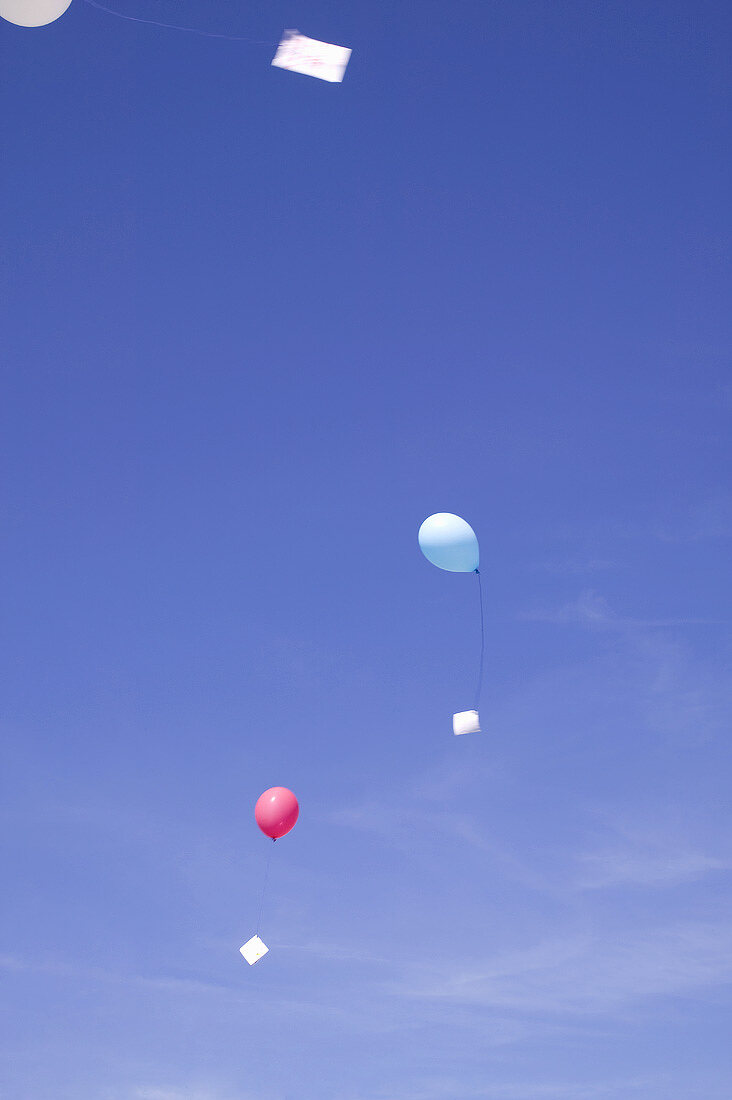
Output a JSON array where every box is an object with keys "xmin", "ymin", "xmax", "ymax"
[
  {"xmin": 453, "ymin": 710, "xmax": 481, "ymax": 736},
  {"xmin": 272, "ymin": 29, "xmax": 351, "ymax": 83},
  {"xmin": 240, "ymin": 935, "xmax": 269, "ymax": 965}
]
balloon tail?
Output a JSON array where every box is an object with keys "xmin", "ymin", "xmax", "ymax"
[
  {"xmin": 474, "ymin": 569, "xmax": 485, "ymax": 711},
  {"xmin": 255, "ymin": 839, "xmax": 276, "ymax": 936}
]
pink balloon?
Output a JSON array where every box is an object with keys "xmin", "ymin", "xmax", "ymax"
[{"xmin": 255, "ymin": 787, "xmax": 299, "ymax": 840}]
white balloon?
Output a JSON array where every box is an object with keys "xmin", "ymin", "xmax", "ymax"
[{"xmin": 0, "ymin": 0, "xmax": 73, "ymax": 27}]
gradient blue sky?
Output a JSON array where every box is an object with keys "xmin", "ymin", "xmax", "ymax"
[{"xmin": 2, "ymin": 2, "xmax": 731, "ymax": 1098}]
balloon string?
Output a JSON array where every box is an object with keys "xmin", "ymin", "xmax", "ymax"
[
  {"xmin": 255, "ymin": 839, "xmax": 276, "ymax": 936},
  {"xmin": 474, "ymin": 568, "xmax": 485, "ymax": 711},
  {"xmin": 82, "ymin": 0, "xmax": 269, "ymax": 44}
]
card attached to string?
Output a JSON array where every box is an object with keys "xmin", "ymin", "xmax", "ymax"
[
  {"xmin": 240, "ymin": 935, "xmax": 269, "ymax": 965},
  {"xmin": 453, "ymin": 710, "xmax": 481, "ymax": 736},
  {"xmin": 271, "ymin": 29, "xmax": 351, "ymax": 83}
]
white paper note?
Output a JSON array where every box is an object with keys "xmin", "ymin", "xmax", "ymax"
[
  {"xmin": 240, "ymin": 935, "xmax": 269, "ymax": 965},
  {"xmin": 272, "ymin": 29, "xmax": 351, "ymax": 83},
  {"xmin": 453, "ymin": 710, "xmax": 481, "ymax": 736}
]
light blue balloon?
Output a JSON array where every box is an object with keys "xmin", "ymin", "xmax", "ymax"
[{"xmin": 418, "ymin": 513, "xmax": 479, "ymax": 573}]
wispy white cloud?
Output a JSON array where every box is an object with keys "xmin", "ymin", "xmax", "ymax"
[
  {"xmin": 124, "ymin": 1072, "xmax": 670, "ymax": 1100},
  {"xmin": 472, "ymin": 1079, "xmax": 664, "ymax": 1100},
  {"xmin": 570, "ymin": 809, "xmax": 732, "ymax": 891},
  {"xmin": 521, "ymin": 588, "xmax": 725, "ymax": 628},
  {"xmin": 361, "ymin": 1073, "xmax": 666, "ymax": 1100},
  {"xmin": 635, "ymin": 629, "xmax": 732, "ymax": 743},
  {"xmin": 514, "ymin": 590, "xmax": 731, "ymax": 761},
  {"xmin": 520, "ymin": 588, "xmax": 616, "ymax": 627},
  {"xmin": 329, "ymin": 798, "xmax": 549, "ymax": 894},
  {"xmin": 0, "ymin": 952, "xmax": 246, "ymax": 1002},
  {"xmin": 331, "ymin": 596, "xmax": 732, "ymax": 902},
  {"xmin": 394, "ymin": 919, "xmax": 732, "ymax": 1017},
  {"xmin": 576, "ymin": 841, "xmax": 728, "ymax": 890},
  {"xmin": 277, "ymin": 939, "xmax": 389, "ymax": 964}
]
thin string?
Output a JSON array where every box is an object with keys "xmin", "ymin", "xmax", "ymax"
[
  {"xmin": 82, "ymin": 0, "xmax": 268, "ymax": 44},
  {"xmin": 474, "ymin": 568, "xmax": 485, "ymax": 711},
  {"xmin": 255, "ymin": 839, "xmax": 275, "ymax": 936}
]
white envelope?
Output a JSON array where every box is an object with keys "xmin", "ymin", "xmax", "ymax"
[
  {"xmin": 453, "ymin": 710, "xmax": 481, "ymax": 736},
  {"xmin": 272, "ymin": 29, "xmax": 351, "ymax": 83},
  {"xmin": 240, "ymin": 935, "xmax": 269, "ymax": 965}
]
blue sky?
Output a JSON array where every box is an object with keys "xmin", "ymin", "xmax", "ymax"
[{"xmin": 1, "ymin": 1, "xmax": 731, "ymax": 1097}]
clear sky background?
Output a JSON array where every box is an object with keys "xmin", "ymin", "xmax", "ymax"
[{"xmin": 1, "ymin": 2, "xmax": 731, "ymax": 1098}]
